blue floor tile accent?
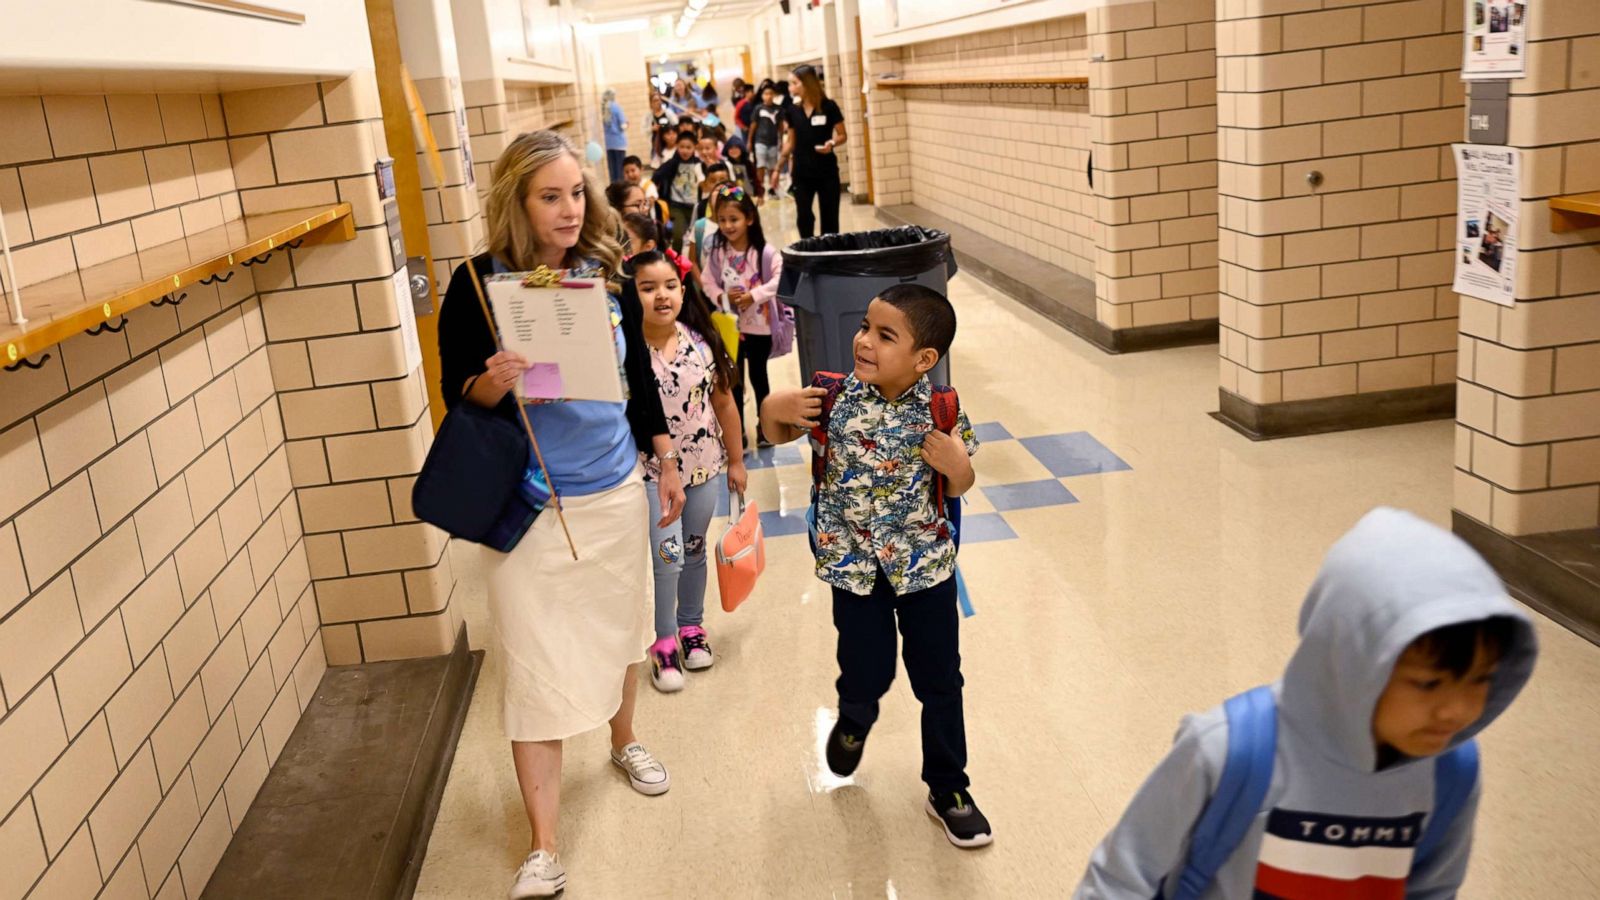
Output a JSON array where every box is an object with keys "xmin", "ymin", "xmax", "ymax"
[
  {"xmin": 958, "ymin": 512, "xmax": 1018, "ymax": 543},
  {"xmin": 745, "ymin": 443, "xmax": 805, "ymax": 470},
  {"xmin": 972, "ymin": 421, "xmax": 1013, "ymax": 443},
  {"xmin": 1019, "ymin": 432, "xmax": 1131, "ymax": 478},
  {"xmin": 981, "ymin": 479, "xmax": 1078, "ymax": 512},
  {"xmin": 758, "ymin": 506, "xmax": 812, "ymax": 537}
]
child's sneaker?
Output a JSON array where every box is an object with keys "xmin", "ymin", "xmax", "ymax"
[
  {"xmin": 925, "ymin": 791, "xmax": 993, "ymax": 849},
  {"xmin": 678, "ymin": 625, "xmax": 714, "ymax": 670},
  {"xmin": 825, "ymin": 719, "xmax": 867, "ymax": 776},
  {"xmin": 649, "ymin": 637, "xmax": 685, "ymax": 692},
  {"xmin": 610, "ymin": 741, "xmax": 671, "ymax": 795},
  {"xmin": 509, "ymin": 849, "xmax": 566, "ymax": 898}
]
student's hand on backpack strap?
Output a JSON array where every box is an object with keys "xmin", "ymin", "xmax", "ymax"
[
  {"xmin": 767, "ymin": 386, "xmax": 828, "ymax": 429},
  {"xmin": 921, "ymin": 427, "xmax": 974, "ymax": 481}
]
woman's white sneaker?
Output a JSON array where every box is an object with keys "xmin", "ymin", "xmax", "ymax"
[
  {"xmin": 509, "ymin": 849, "xmax": 566, "ymax": 898},
  {"xmin": 610, "ymin": 741, "xmax": 671, "ymax": 795}
]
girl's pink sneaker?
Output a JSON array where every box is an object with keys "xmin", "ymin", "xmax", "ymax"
[{"xmin": 650, "ymin": 636, "xmax": 685, "ymax": 692}]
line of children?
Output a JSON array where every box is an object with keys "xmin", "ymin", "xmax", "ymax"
[
  {"xmin": 700, "ymin": 184, "xmax": 782, "ymax": 451},
  {"xmin": 625, "ymin": 250, "xmax": 747, "ymax": 693}
]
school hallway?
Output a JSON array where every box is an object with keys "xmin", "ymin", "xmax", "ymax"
[{"xmin": 414, "ymin": 201, "xmax": 1600, "ymax": 899}]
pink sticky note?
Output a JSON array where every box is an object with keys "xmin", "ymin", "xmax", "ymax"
[{"xmin": 523, "ymin": 362, "xmax": 564, "ymax": 399}]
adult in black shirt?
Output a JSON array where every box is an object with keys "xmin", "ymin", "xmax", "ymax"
[{"xmin": 777, "ymin": 64, "xmax": 847, "ymax": 237}]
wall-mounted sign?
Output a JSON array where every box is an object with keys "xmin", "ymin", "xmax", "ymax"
[
  {"xmin": 375, "ymin": 158, "xmax": 396, "ymax": 201},
  {"xmin": 1466, "ymin": 82, "xmax": 1509, "ymax": 144},
  {"xmin": 1463, "ymin": 0, "xmax": 1527, "ymax": 79},
  {"xmin": 1452, "ymin": 144, "xmax": 1521, "ymax": 307}
]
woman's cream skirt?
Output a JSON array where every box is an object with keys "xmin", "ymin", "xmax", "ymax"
[{"xmin": 488, "ymin": 470, "xmax": 651, "ymax": 742}]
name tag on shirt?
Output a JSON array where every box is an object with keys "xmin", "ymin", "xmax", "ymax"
[{"xmin": 811, "ymin": 114, "xmax": 827, "ymax": 126}]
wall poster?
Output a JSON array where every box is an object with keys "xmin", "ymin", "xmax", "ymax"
[
  {"xmin": 1463, "ymin": 0, "xmax": 1528, "ymax": 79},
  {"xmin": 1452, "ymin": 144, "xmax": 1521, "ymax": 308}
]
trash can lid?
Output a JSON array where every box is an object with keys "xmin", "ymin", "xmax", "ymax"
[{"xmin": 780, "ymin": 226, "xmax": 958, "ymax": 282}]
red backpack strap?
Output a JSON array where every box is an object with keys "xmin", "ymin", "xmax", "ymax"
[
  {"xmin": 808, "ymin": 371, "xmax": 849, "ymax": 487},
  {"xmin": 929, "ymin": 384, "xmax": 961, "ymax": 512}
]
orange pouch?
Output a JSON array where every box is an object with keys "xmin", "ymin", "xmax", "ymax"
[{"xmin": 716, "ymin": 493, "xmax": 766, "ymax": 612}]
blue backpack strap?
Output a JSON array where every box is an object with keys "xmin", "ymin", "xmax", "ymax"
[
  {"xmin": 1413, "ymin": 739, "xmax": 1478, "ymax": 869},
  {"xmin": 1168, "ymin": 685, "xmax": 1277, "ymax": 900}
]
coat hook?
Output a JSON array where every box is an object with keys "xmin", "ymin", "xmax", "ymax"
[
  {"xmin": 199, "ymin": 271, "xmax": 235, "ymax": 285},
  {"xmin": 86, "ymin": 317, "xmax": 128, "ymax": 336},
  {"xmin": 152, "ymin": 291, "xmax": 188, "ymax": 307},
  {"xmin": 4, "ymin": 351, "xmax": 51, "ymax": 372},
  {"xmin": 287, "ymin": 238, "xmax": 305, "ymax": 249},
  {"xmin": 241, "ymin": 252, "xmax": 273, "ymax": 267}
]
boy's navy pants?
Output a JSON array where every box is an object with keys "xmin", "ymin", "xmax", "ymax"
[{"xmin": 832, "ymin": 568, "xmax": 969, "ymax": 793}]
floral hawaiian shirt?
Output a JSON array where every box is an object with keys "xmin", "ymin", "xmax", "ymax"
[
  {"xmin": 813, "ymin": 375, "xmax": 979, "ymax": 597},
  {"xmin": 643, "ymin": 323, "xmax": 726, "ymax": 487}
]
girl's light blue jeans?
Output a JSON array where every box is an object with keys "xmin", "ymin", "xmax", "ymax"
[{"xmin": 646, "ymin": 478, "xmax": 720, "ymax": 640}]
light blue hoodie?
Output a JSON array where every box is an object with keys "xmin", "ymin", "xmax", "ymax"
[{"xmin": 1075, "ymin": 508, "xmax": 1538, "ymax": 899}]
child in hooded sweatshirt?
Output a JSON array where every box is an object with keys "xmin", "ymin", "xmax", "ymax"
[
  {"xmin": 1074, "ymin": 507, "xmax": 1538, "ymax": 900},
  {"xmin": 721, "ymin": 135, "xmax": 765, "ymax": 204}
]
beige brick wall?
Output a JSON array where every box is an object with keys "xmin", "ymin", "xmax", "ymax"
[
  {"xmin": 467, "ymin": 80, "xmax": 590, "ymax": 205},
  {"xmin": 1455, "ymin": 2, "xmax": 1600, "ymax": 535},
  {"xmin": 232, "ymin": 82, "xmax": 463, "ymax": 669},
  {"xmin": 0, "ymin": 88, "xmax": 329, "ymax": 899},
  {"xmin": 866, "ymin": 47, "xmax": 912, "ymax": 207},
  {"xmin": 870, "ymin": 19, "xmax": 1097, "ymax": 279},
  {"xmin": 1089, "ymin": 0, "xmax": 1219, "ymax": 330},
  {"xmin": 1216, "ymin": 0, "xmax": 1466, "ymax": 405}
]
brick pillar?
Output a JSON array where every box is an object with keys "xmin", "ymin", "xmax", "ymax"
[
  {"xmin": 1214, "ymin": 0, "xmax": 1466, "ymax": 438},
  {"xmin": 832, "ymin": 0, "xmax": 871, "ymax": 201},
  {"xmin": 1455, "ymin": 2, "xmax": 1600, "ymax": 535},
  {"xmin": 413, "ymin": 76, "xmax": 487, "ymax": 290},
  {"xmin": 233, "ymin": 78, "xmax": 461, "ymax": 665},
  {"xmin": 1089, "ymin": 0, "xmax": 1219, "ymax": 348}
]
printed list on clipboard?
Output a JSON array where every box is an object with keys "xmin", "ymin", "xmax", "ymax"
[{"xmin": 485, "ymin": 274, "xmax": 625, "ymax": 404}]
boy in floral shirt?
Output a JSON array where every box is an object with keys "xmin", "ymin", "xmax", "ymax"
[{"xmin": 761, "ymin": 284, "xmax": 990, "ymax": 849}]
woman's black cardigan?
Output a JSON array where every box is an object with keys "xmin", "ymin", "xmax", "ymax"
[{"xmin": 437, "ymin": 252, "xmax": 669, "ymax": 453}]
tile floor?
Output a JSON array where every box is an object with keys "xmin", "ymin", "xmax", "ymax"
[{"xmin": 414, "ymin": 201, "xmax": 1600, "ymax": 899}]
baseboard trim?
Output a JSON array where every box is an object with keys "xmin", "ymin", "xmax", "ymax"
[
  {"xmin": 1211, "ymin": 384, "xmax": 1456, "ymax": 441},
  {"xmin": 203, "ymin": 625, "xmax": 482, "ymax": 899},
  {"xmin": 1452, "ymin": 512, "xmax": 1600, "ymax": 647},
  {"xmin": 874, "ymin": 205, "xmax": 1216, "ymax": 354}
]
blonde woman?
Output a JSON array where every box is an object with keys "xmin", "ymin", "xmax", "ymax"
[{"xmin": 437, "ymin": 130, "xmax": 686, "ymax": 898}]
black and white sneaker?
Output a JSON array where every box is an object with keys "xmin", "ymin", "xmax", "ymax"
[
  {"xmin": 925, "ymin": 791, "xmax": 993, "ymax": 849},
  {"xmin": 825, "ymin": 719, "xmax": 867, "ymax": 777}
]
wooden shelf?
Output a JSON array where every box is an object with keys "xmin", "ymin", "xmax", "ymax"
[
  {"xmin": 3, "ymin": 204, "xmax": 354, "ymax": 366},
  {"xmin": 1550, "ymin": 193, "xmax": 1600, "ymax": 233},
  {"xmin": 871, "ymin": 76, "xmax": 1089, "ymax": 89}
]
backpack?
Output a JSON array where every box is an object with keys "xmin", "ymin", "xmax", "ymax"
[
  {"xmin": 803, "ymin": 372, "xmax": 974, "ymax": 616},
  {"xmin": 1163, "ymin": 684, "xmax": 1480, "ymax": 900}
]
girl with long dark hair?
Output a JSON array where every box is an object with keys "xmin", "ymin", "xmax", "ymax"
[{"xmin": 627, "ymin": 250, "xmax": 746, "ymax": 691}]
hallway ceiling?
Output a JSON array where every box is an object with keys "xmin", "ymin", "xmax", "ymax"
[{"xmin": 576, "ymin": 0, "xmax": 772, "ymax": 25}]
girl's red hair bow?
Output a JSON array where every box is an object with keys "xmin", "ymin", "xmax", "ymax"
[{"xmin": 664, "ymin": 247, "xmax": 693, "ymax": 279}]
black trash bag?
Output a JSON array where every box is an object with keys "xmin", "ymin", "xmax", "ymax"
[{"xmin": 778, "ymin": 226, "xmax": 958, "ymax": 296}]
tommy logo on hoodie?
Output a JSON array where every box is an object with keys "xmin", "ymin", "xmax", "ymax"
[{"xmin": 1254, "ymin": 808, "xmax": 1425, "ymax": 900}]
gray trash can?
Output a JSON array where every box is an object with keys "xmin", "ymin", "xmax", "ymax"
[{"xmin": 778, "ymin": 226, "xmax": 959, "ymax": 385}]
